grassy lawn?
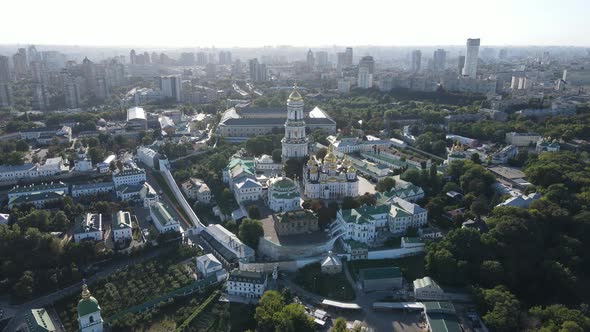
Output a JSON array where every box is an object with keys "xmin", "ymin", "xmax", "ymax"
[
  {"xmin": 347, "ymin": 254, "xmax": 426, "ymax": 283},
  {"xmin": 293, "ymin": 263, "xmax": 355, "ymax": 301},
  {"xmin": 55, "ymin": 253, "xmax": 198, "ymax": 331},
  {"xmin": 151, "ymin": 172, "xmax": 192, "ymax": 223}
]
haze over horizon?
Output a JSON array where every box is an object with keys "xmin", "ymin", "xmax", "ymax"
[{"xmin": 2, "ymin": 0, "xmax": 589, "ymax": 48}]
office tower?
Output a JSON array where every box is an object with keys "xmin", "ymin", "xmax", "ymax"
[
  {"xmin": 65, "ymin": 82, "xmax": 81, "ymax": 109},
  {"xmin": 357, "ymin": 66, "xmax": 373, "ymax": 89},
  {"xmin": 205, "ymin": 63, "xmax": 217, "ymax": 79},
  {"xmin": 541, "ymin": 51, "xmax": 550, "ymax": 65},
  {"xmin": 27, "ymin": 45, "xmax": 41, "ymax": 62},
  {"xmin": 32, "ymin": 84, "xmax": 50, "ymax": 110},
  {"xmin": 306, "ymin": 49, "xmax": 315, "ymax": 71},
  {"xmin": 151, "ymin": 52, "xmax": 159, "ymax": 64},
  {"xmin": 0, "ymin": 83, "xmax": 12, "ymax": 107},
  {"xmin": 462, "ymin": 38, "xmax": 480, "ymax": 78},
  {"xmin": 155, "ymin": 75, "xmax": 182, "ymax": 102},
  {"xmin": 208, "ymin": 53, "xmax": 216, "ymax": 64},
  {"xmin": 130, "ymin": 49, "xmax": 136, "ymax": 65},
  {"xmin": 345, "ymin": 47, "xmax": 353, "ymax": 66},
  {"xmin": 180, "ymin": 52, "xmax": 196, "ymax": 66},
  {"xmin": 0, "ymin": 55, "xmax": 10, "ymax": 82},
  {"xmin": 249, "ymin": 59, "xmax": 268, "ymax": 82},
  {"xmin": 316, "ymin": 51, "xmax": 328, "ymax": 69},
  {"xmin": 12, "ymin": 52, "xmax": 28, "ymax": 79},
  {"xmin": 433, "ymin": 49, "xmax": 446, "ymax": 73},
  {"xmin": 196, "ymin": 52, "xmax": 207, "ymax": 65},
  {"xmin": 498, "ymin": 49, "xmax": 508, "ymax": 60},
  {"xmin": 143, "ymin": 52, "xmax": 150, "ymax": 64},
  {"xmin": 359, "ymin": 56, "xmax": 375, "ymax": 74},
  {"xmin": 411, "ymin": 50, "xmax": 422, "ymax": 74}
]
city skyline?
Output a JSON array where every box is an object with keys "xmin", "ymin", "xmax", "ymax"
[{"xmin": 1, "ymin": 0, "xmax": 589, "ymax": 47}]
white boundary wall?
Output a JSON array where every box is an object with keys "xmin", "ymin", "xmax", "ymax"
[{"xmin": 161, "ymin": 168, "xmax": 206, "ymax": 232}]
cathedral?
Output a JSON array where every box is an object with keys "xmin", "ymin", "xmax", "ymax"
[
  {"xmin": 303, "ymin": 145, "xmax": 359, "ymax": 199},
  {"xmin": 280, "ymin": 85, "xmax": 358, "ymax": 200}
]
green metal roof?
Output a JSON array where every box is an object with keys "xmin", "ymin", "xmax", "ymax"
[
  {"xmin": 340, "ymin": 204, "xmax": 389, "ymax": 224},
  {"xmin": 77, "ymin": 297, "xmax": 100, "ymax": 317},
  {"xmin": 360, "ymin": 267, "xmax": 402, "ymax": 280}
]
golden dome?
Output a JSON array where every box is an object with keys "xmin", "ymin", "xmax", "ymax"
[
  {"xmin": 307, "ymin": 158, "xmax": 315, "ymax": 166},
  {"xmin": 288, "ymin": 83, "xmax": 303, "ymax": 101}
]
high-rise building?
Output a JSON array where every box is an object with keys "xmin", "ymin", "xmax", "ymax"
[
  {"xmin": 411, "ymin": 50, "xmax": 422, "ymax": 74},
  {"xmin": 306, "ymin": 49, "xmax": 315, "ymax": 72},
  {"xmin": 462, "ymin": 38, "xmax": 480, "ymax": 78},
  {"xmin": 248, "ymin": 59, "xmax": 268, "ymax": 82},
  {"xmin": 359, "ymin": 56, "xmax": 375, "ymax": 74},
  {"xmin": 433, "ymin": 49, "xmax": 446, "ymax": 73},
  {"xmin": 0, "ymin": 55, "xmax": 10, "ymax": 82},
  {"xmin": 0, "ymin": 83, "xmax": 12, "ymax": 107},
  {"xmin": 32, "ymin": 84, "xmax": 50, "ymax": 110},
  {"xmin": 27, "ymin": 45, "xmax": 40, "ymax": 63},
  {"xmin": 357, "ymin": 66, "xmax": 373, "ymax": 89},
  {"xmin": 316, "ymin": 51, "xmax": 329, "ymax": 69},
  {"xmin": 65, "ymin": 82, "xmax": 81, "ymax": 109},
  {"xmin": 30, "ymin": 61, "xmax": 46, "ymax": 84},
  {"xmin": 458, "ymin": 56, "xmax": 466, "ymax": 75},
  {"xmin": 129, "ymin": 49, "xmax": 137, "ymax": 65},
  {"xmin": 82, "ymin": 57, "xmax": 97, "ymax": 96},
  {"xmin": 180, "ymin": 52, "xmax": 196, "ymax": 66},
  {"xmin": 205, "ymin": 63, "xmax": 217, "ymax": 79},
  {"xmin": 155, "ymin": 75, "xmax": 182, "ymax": 102},
  {"xmin": 498, "ymin": 49, "xmax": 508, "ymax": 60},
  {"xmin": 151, "ymin": 52, "xmax": 159, "ymax": 64},
  {"xmin": 12, "ymin": 51, "xmax": 28, "ymax": 79},
  {"xmin": 196, "ymin": 52, "xmax": 207, "ymax": 65},
  {"xmin": 345, "ymin": 47, "xmax": 353, "ymax": 66},
  {"xmin": 281, "ymin": 85, "xmax": 308, "ymax": 160},
  {"xmin": 219, "ymin": 51, "xmax": 232, "ymax": 65}
]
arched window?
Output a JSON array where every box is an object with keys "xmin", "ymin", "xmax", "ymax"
[{"xmin": 89, "ymin": 316, "xmax": 94, "ymax": 323}]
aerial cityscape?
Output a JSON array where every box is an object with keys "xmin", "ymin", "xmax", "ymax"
[{"xmin": 0, "ymin": 1, "xmax": 590, "ymax": 332}]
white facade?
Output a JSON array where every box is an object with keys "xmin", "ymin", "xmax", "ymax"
[
  {"xmin": 303, "ymin": 147, "xmax": 359, "ymax": 199},
  {"xmin": 112, "ymin": 211, "xmax": 133, "ymax": 243},
  {"xmin": 196, "ymin": 253, "xmax": 223, "ymax": 277},
  {"xmin": 71, "ymin": 182, "xmax": 114, "ymax": 197},
  {"xmin": 227, "ymin": 270, "xmax": 267, "ymax": 299},
  {"xmin": 462, "ymin": 38, "xmax": 480, "ymax": 78},
  {"xmin": 267, "ymin": 176, "xmax": 301, "ymax": 212},
  {"xmin": 149, "ymin": 201, "xmax": 181, "ymax": 233},
  {"xmin": 181, "ymin": 178, "xmax": 211, "ymax": 203},
  {"xmin": 137, "ymin": 146, "xmax": 159, "ymax": 169},
  {"xmin": 112, "ymin": 168, "xmax": 146, "ymax": 187},
  {"xmin": 336, "ymin": 204, "xmax": 390, "ymax": 245},
  {"xmin": 388, "ymin": 197, "xmax": 428, "ymax": 234},
  {"xmin": 281, "ymin": 86, "xmax": 309, "ymax": 160},
  {"xmin": 357, "ymin": 66, "xmax": 373, "ymax": 89},
  {"xmin": 74, "ymin": 213, "xmax": 103, "ymax": 243}
]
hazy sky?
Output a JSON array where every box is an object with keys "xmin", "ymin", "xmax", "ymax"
[{"xmin": 1, "ymin": 0, "xmax": 589, "ymax": 47}]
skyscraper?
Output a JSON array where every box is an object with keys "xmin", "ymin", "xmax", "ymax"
[
  {"xmin": 196, "ymin": 52, "xmax": 207, "ymax": 65},
  {"xmin": 458, "ymin": 55, "xmax": 465, "ymax": 74},
  {"xmin": 411, "ymin": 50, "xmax": 422, "ymax": 74},
  {"xmin": 12, "ymin": 51, "xmax": 28, "ymax": 79},
  {"xmin": 65, "ymin": 82, "xmax": 81, "ymax": 109},
  {"xmin": 316, "ymin": 51, "xmax": 329, "ymax": 69},
  {"xmin": 433, "ymin": 49, "xmax": 446, "ymax": 73},
  {"xmin": 155, "ymin": 75, "xmax": 182, "ymax": 102},
  {"xmin": 249, "ymin": 59, "xmax": 268, "ymax": 82},
  {"xmin": 129, "ymin": 49, "xmax": 137, "ymax": 65},
  {"xmin": 359, "ymin": 56, "xmax": 375, "ymax": 74},
  {"xmin": 0, "ymin": 83, "xmax": 12, "ymax": 107},
  {"xmin": 306, "ymin": 49, "xmax": 315, "ymax": 72},
  {"xmin": 345, "ymin": 47, "xmax": 353, "ymax": 66},
  {"xmin": 357, "ymin": 66, "xmax": 373, "ymax": 89},
  {"xmin": 462, "ymin": 38, "xmax": 480, "ymax": 78},
  {"xmin": 0, "ymin": 55, "xmax": 10, "ymax": 82},
  {"xmin": 27, "ymin": 45, "xmax": 41, "ymax": 62}
]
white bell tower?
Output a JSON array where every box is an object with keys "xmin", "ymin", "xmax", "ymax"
[{"xmin": 281, "ymin": 84, "xmax": 309, "ymax": 160}]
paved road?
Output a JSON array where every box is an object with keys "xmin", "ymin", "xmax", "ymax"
[{"xmin": 2, "ymin": 247, "xmax": 169, "ymax": 332}]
